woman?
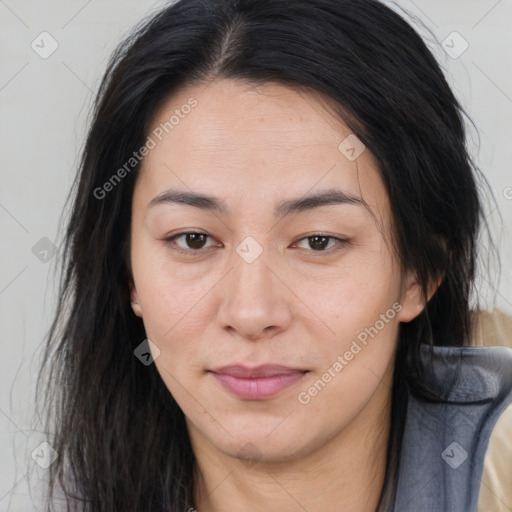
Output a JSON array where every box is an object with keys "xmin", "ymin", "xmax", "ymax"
[{"xmin": 37, "ymin": 0, "xmax": 512, "ymax": 511}]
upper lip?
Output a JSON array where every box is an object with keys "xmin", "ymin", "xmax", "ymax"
[{"xmin": 210, "ymin": 364, "xmax": 308, "ymax": 378}]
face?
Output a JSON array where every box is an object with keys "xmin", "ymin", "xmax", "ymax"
[{"xmin": 129, "ymin": 79, "xmax": 425, "ymax": 465}]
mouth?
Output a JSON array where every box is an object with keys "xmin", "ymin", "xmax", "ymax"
[{"xmin": 209, "ymin": 364, "xmax": 309, "ymax": 400}]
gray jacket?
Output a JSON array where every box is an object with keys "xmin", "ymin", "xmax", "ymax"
[{"xmin": 393, "ymin": 344, "xmax": 512, "ymax": 511}]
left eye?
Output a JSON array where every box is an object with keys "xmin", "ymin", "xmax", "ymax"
[{"xmin": 294, "ymin": 234, "xmax": 346, "ymax": 252}]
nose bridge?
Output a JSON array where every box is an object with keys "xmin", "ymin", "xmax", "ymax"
[
  {"xmin": 217, "ymin": 237, "xmax": 291, "ymax": 338},
  {"xmin": 230, "ymin": 239, "xmax": 275, "ymax": 309}
]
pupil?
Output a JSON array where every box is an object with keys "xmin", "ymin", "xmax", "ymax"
[
  {"xmin": 187, "ymin": 233, "xmax": 205, "ymax": 249},
  {"xmin": 310, "ymin": 236, "xmax": 328, "ymax": 250}
]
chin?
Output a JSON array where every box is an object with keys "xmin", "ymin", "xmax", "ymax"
[{"xmin": 200, "ymin": 418, "xmax": 316, "ymax": 464}]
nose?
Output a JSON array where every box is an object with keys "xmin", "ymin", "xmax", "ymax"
[{"xmin": 215, "ymin": 245, "xmax": 293, "ymax": 342}]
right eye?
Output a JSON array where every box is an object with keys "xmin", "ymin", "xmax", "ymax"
[{"xmin": 163, "ymin": 231, "xmax": 220, "ymax": 254}]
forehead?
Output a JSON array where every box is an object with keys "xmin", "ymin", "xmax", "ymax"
[
  {"xmin": 149, "ymin": 79, "xmax": 351, "ymax": 162},
  {"xmin": 135, "ymin": 78, "xmax": 389, "ymax": 221}
]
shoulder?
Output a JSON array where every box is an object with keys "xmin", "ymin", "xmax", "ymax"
[
  {"xmin": 393, "ymin": 344, "xmax": 512, "ymax": 512},
  {"xmin": 478, "ymin": 402, "xmax": 512, "ymax": 512},
  {"xmin": 471, "ymin": 308, "xmax": 512, "ymax": 511}
]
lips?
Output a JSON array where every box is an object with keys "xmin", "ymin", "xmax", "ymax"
[{"xmin": 210, "ymin": 364, "xmax": 308, "ymax": 400}]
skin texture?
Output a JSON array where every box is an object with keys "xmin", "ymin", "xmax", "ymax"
[{"xmin": 129, "ymin": 79, "xmax": 429, "ymax": 512}]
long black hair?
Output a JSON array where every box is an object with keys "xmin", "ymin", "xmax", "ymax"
[{"xmin": 36, "ymin": 0, "xmax": 489, "ymax": 510}]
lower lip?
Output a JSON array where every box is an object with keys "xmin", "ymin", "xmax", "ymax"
[{"xmin": 211, "ymin": 371, "xmax": 307, "ymax": 400}]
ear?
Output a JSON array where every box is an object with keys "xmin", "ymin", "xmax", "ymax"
[
  {"xmin": 397, "ymin": 271, "xmax": 443, "ymax": 323},
  {"xmin": 130, "ymin": 286, "xmax": 143, "ymax": 318}
]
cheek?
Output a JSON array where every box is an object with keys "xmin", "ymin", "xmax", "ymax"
[
  {"xmin": 139, "ymin": 277, "xmax": 208, "ymax": 347},
  {"xmin": 131, "ymin": 234, "xmax": 205, "ymax": 334},
  {"xmin": 132, "ymin": 260, "xmax": 227, "ymax": 381},
  {"xmin": 309, "ymin": 259, "xmax": 402, "ymax": 388},
  {"xmin": 318, "ymin": 258, "xmax": 401, "ymax": 333}
]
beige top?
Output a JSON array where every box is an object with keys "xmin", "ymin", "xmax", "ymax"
[{"xmin": 473, "ymin": 309, "xmax": 512, "ymax": 512}]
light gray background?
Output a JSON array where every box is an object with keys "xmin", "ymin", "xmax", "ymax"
[{"xmin": 1, "ymin": 0, "xmax": 511, "ymax": 509}]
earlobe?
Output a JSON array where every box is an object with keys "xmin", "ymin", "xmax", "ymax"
[{"xmin": 130, "ymin": 290, "xmax": 143, "ymax": 317}]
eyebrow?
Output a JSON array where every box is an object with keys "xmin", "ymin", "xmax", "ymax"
[{"xmin": 147, "ymin": 188, "xmax": 366, "ymax": 218}]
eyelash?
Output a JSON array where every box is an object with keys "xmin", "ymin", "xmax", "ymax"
[{"xmin": 163, "ymin": 231, "xmax": 349, "ymax": 255}]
